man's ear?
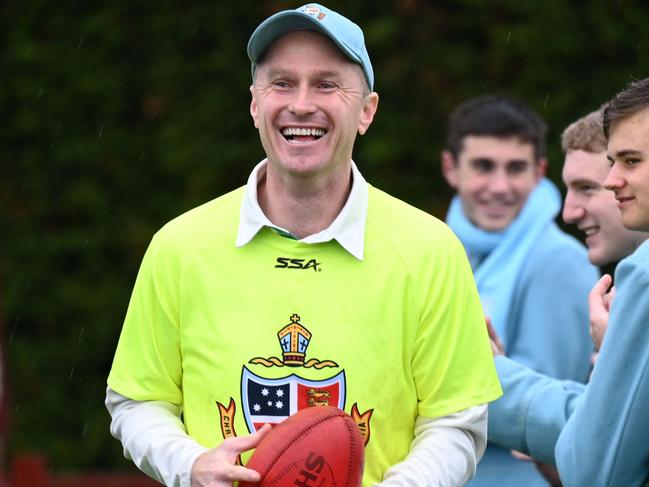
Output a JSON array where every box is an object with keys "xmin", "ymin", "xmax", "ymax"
[
  {"xmin": 250, "ymin": 85, "xmax": 259, "ymax": 129},
  {"xmin": 441, "ymin": 150, "xmax": 459, "ymax": 188},
  {"xmin": 357, "ymin": 92, "xmax": 379, "ymax": 135},
  {"xmin": 535, "ymin": 157, "xmax": 548, "ymax": 181}
]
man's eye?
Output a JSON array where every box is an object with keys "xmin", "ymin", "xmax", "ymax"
[
  {"xmin": 318, "ymin": 82, "xmax": 336, "ymax": 90},
  {"xmin": 625, "ymin": 158, "xmax": 641, "ymax": 166},
  {"xmin": 273, "ymin": 81, "xmax": 290, "ymax": 88},
  {"xmin": 471, "ymin": 160, "xmax": 493, "ymax": 172},
  {"xmin": 506, "ymin": 162, "xmax": 528, "ymax": 174}
]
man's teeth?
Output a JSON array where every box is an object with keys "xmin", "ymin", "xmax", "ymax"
[
  {"xmin": 282, "ymin": 127, "xmax": 326, "ymax": 137},
  {"xmin": 584, "ymin": 227, "xmax": 598, "ymax": 236}
]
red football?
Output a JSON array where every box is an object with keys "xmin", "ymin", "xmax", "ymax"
[{"xmin": 240, "ymin": 406, "xmax": 364, "ymax": 487}]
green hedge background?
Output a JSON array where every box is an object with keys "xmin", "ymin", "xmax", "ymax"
[{"xmin": 3, "ymin": 0, "xmax": 649, "ymax": 474}]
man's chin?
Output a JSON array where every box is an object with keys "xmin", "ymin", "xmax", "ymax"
[
  {"xmin": 587, "ymin": 247, "xmax": 609, "ymax": 268},
  {"xmin": 588, "ymin": 255, "xmax": 605, "ymax": 268},
  {"xmin": 476, "ymin": 217, "xmax": 513, "ymax": 232}
]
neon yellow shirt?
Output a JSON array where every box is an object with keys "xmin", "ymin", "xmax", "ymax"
[{"xmin": 108, "ymin": 185, "xmax": 502, "ymax": 485}]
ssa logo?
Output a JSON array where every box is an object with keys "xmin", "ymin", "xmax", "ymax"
[{"xmin": 275, "ymin": 257, "xmax": 322, "ymax": 272}]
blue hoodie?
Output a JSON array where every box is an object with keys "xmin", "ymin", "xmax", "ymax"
[
  {"xmin": 489, "ymin": 240, "xmax": 649, "ymax": 486},
  {"xmin": 556, "ymin": 240, "xmax": 649, "ymax": 486}
]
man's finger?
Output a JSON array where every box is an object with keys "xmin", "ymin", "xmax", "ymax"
[
  {"xmin": 511, "ymin": 450, "xmax": 533, "ymax": 461},
  {"xmin": 485, "ymin": 317, "xmax": 504, "ymax": 355},
  {"xmin": 221, "ymin": 465, "xmax": 263, "ymax": 483},
  {"xmin": 604, "ymin": 286, "xmax": 616, "ymax": 310},
  {"xmin": 589, "ymin": 274, "xmax": 612, "ymax": 308},
  {"xmin": 588, "ymin": 274, "xmax": 612, "ymax": 318},
  {"xmin": 223, "ymin": 423, "xmax": 272, "ymax": 454}
]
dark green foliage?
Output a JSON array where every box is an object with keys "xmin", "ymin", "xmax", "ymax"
[{"xmin": 2, "ymin": 0, "xmax": 648, "ymax": 473}]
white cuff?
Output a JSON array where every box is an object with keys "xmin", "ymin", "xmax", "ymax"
[
  {"xmin": 105, "ymin": 387, "xmax": 209, "ymax": 487},
  {"xmin": 377, "ymin": 404, "xmax": 487, "ymax": 486}
]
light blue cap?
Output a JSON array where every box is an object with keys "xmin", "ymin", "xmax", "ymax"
[{"xmin": 247, "ymin": 3, "xmax": 374, "ymax": 91}]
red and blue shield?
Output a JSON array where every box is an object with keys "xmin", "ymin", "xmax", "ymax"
[{"xmin": 240, "ymin": 366, "xmax": 346, "ymax": 433}]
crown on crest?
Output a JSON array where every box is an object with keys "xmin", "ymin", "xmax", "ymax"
[{"xmin": 277, "ymin": 314, "xmax": 312, "ymax": 366}]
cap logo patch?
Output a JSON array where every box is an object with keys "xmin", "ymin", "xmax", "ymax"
[{"xmin": 302, "ymin": 5, "xmax": 326, "ymax": 21}]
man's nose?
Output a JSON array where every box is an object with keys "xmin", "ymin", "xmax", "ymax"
[
  {"xmin": 562, "ymin": 192, "xmax": 585, "ymax": 224},
  {"xmin": 288, "ymin": 86, "xmax": 317, "ymax": 116},
  {"xmin": 488, "ymin": 170, "xmax": 511, "ymax": 193},
  {"xmin": 604, "ymin": 164, "xmax": 624, "ymax": 191}
]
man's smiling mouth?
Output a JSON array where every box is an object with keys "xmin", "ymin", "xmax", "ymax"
[{"xmin": 281, "ymin": 127, "xmax": 326, "ymax": 142}]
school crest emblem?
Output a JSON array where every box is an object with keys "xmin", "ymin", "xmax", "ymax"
[{"xmin": 216, "ymin": 314, "xmax": 373, "ymax": 458}]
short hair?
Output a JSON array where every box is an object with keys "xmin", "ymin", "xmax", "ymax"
[
  {"xmin": 603, "ymin": 77, "xmax": 649, "ymax": 139},
  {"xmin": 561, "ymin": 106, "xmax": 607, "ymax": 154},
  {"xmin": 445, "ymin": 95, "xmax": 548, "ymax": 160}
]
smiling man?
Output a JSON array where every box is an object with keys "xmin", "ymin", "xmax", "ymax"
[
  {"xmin": 105, "ymin": 4, "xmax": 502, "ymax": 487},
  {"xmin": 441, "ymin": 96, "xmax": 599, "ymax": 486}
]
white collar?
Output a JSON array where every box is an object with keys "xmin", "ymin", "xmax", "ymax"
[{"xmin": 235, "ymin": 159, "xmax": 368, "ymax": 260}]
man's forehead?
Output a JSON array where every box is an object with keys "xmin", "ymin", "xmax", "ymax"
[
  {"xmin": 261, "ymin": 30, "xmax": 355, "ymax": 66},
  {"xmin": 461, "ymin": 135, "xmax": 536, "ymax": 158},
  {"xmin": 563, "ymin": 150, "xmax": 608, "ymax": 181},
  {"xmin": 262, "ymin": 66, "xmax": 344, "ymax": 80},
  {"xmin": 608, "ymin": 107, "xmax": 649, "ymax": 141}
]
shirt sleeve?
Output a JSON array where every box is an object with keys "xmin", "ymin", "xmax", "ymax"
[
  {"xmin": 372, "ymin": 405, "xmax": 488, "ymax": 487},
  {"xmin": 413, "ymin": 231, "xmax": 503, "ymax": 419},
  {"xmin": 488, "ymin": 356, "xmax": 585, "ymax": 465},
  {"xmin": 555, "ymin": 253, "xmax": 649, "ymax": 486},
  {"xmin": 105, "ymin": 387, "xmax": 208, "ymax": 487},
  {"xmin": 107, "ymin": 231, "xmax": 184, "ymax": 403}
]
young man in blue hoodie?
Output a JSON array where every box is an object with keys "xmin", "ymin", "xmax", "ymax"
[{"xmin": 489, "ymin": 79, "xmax": 649, "ymax": 486}]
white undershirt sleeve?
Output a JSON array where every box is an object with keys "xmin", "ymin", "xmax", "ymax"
[
  {"xmin": 377, "ymin": 404, "xmax": 488, "ymax": 487},
  {"xmin": 105, "ymin": 387, "xmax": 208, "ymax": 487},
  {"xmin": 107, "ymin": 386, "xmax": 486, "ymax": 487}
]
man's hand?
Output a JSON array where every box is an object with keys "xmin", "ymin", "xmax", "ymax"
[
  {"xmin": 510, "ymin": 450, "xmax": 562, "ymax": 486},
  {"xmin": 589, "ymin": 274, "xmax": 614, "ymax": 351},
  {"xmin": 485, "ymin": 317, "xmax": 504, "ymax": 356},
  {"xmin": 191, "ymin": 424, "xmax": 271, "ymax": 486}
]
